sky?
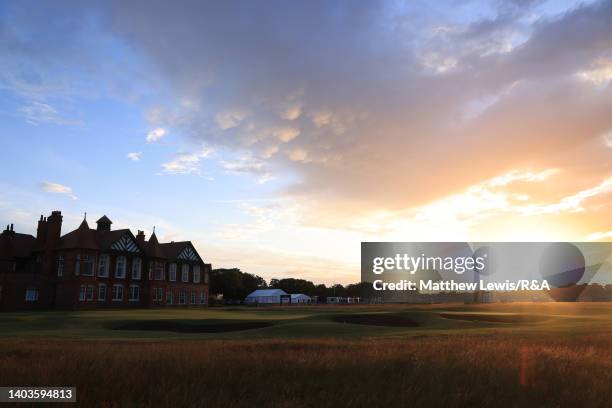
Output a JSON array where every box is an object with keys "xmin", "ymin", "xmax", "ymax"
[{"xmin": 1, "ymin": 0, "xmax": 611, "ymax": 285}]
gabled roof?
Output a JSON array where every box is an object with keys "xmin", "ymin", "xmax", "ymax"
[
  {"xmin": 59, "ymin": 220, "xmax": 98, "ymax": 250},
  {"xmin": 0, "ymin": 232, "xmax": 36, "ymax": 260},
  {"xmin": 96, "ymin": 215, "xmax": 112, "ymax": 225},
  {"xmin": 160, "ymin": 241, "xmax": 203, "ymax": 262},
  {"xmin": 145, "ymin": 232, "xmax": 164, "ymax": 258},
  {"xmin": 159, "ymin": 241, "xmax": 190, "ymax": 259},
  {"xmin": 246, "ymin": 289, "xmax": 287, "ymax": 297}
]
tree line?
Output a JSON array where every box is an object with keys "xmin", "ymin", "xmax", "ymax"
[{"xmin": 210, "ymin": 268, "xmax": 369, "ymax": 302}]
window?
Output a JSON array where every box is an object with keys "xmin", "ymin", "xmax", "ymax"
[
  {"xmin": 128, "ymin": 285, "xmax": 140, "ymax": 302},
  {"xmin": 204, "ymin": 271, "xmax": 209, "ymax": 284},
  {"xmin": 57, "ymin": 256, "xmax": 64, "ymax": 277},
  {"xmin": 178, "ymin": 291, "xmax": 186, "ymax": 305},
  {"xmin": 191, "ymin": 291, "xmax": 196, "ymax": 304},
  {"xmin": 98, "ymin": 254, "xmax": 109, "ymax": 277},
  {"xmin": 112, "ymin": 284, "xmax": 123, "ymax": 301},
  {"xmin": 115, "ymin": 256, "xmax": 126, "ymax": 278},
  {"xmin": 148, "ymin": 262, "xmax": 154, "ymax": 280},
  {"xmin": 181, "ymin": 264, "xmax": 189, "ymax": 283},
  {"xmin": 153, "ymin": 287, "xmax": 164, "ymax": 302},
  {"xmin": 169, "ymin": 263, "xmax": 177, "ymax": 282},
  {"xmin": 155, "ymin": 262, "xmax": 164, "ymax": 281},
  {"xmin": 81, "ymin": 254, "xmax": 94, "ymax": 276},
  {"xmin": 75, "ymin": 254, "xmax": 80, "ymax": 276},
  {"xmin": 86, "ymin": 285, "xmax": 94, "ymax": 301},
  {"xmin": 98, "ymin": 284, "xmax": 107, "ymax": 301},
  {"xmin": 79, "ymin": 285, "xmax": 86, "ymax": 301},
  {"xmin": 193, "ymin": 265, "xmax": 201, "ymax": 283},
  {"xmin": 199, "ymin": 292, "xmax": 207, "ymax": 305},
  {"xmin": 132, "ymin": 257, "xmax": 142, "ymax": 280},
  {"xmin": 166, "ymin": 290, "xmax": 174, "ymax": 305},
  {"xmin": 24, "ymin": 288, "xmax": 38, "ymax": 302}
]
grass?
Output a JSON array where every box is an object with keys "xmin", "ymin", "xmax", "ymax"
[{"xmin": 0, "ymin": 303, "xmax": 611, "ymax": 407}]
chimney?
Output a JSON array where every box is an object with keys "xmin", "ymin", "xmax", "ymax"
[
  {"xmin": 45, "ymin": 210, "xmax": 63, "ymax": 251},
  {"xmin": 36, "ymin": 215, "xmax": 47, "ymax": 244},
  {"xmin": 136, "ymin": 230, "xmax": 145, "ymax": 246}
]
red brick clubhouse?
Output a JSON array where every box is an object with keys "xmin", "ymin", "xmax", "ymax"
[{"xmin": 0, "ymin": 211, "xmax": 211, "ymax": 311}]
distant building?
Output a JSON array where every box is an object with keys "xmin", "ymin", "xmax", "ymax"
[
  {"xmin": 0, "ymin": 210, "xmax": 211, "ymax": 311},
  {"xmin": 290, "ymin": 293, "xmax": 311, "ymax": 304},
  {"xmin": 245, "ymin": 289, "xmax": 288, "ymax": 304}
]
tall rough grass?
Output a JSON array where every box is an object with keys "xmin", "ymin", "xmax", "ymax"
[{"xmin": 0, "ymin": 334, "xmax": 610, "ymax": 407}]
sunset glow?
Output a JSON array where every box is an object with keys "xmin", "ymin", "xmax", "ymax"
[{"xmin": 1, "ymin": 0, "xmax": 611, "ymax": 284}]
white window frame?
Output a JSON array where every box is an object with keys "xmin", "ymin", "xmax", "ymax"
[
  {"xmin": 98, "ymin": 254, "xmax": 109, "ymax": 277},
  {"xmin": 169, "ymin": 263, "xmax": 177, "ymax": 282},
  {"xmin": 81, "ymin": 254, "xmax": 94, "ymax": 277},
  {"xmin": 115, "ymin": 256, "xmax": 126, "ymax": 279},
  {"xmin": 86, "ymin": 285, "xmax": 94, "ymax": 301},
  {"xmin": 79, "ymin": 285, "xmax": 87, "ymax": 301},
  {"xmin": 190, "ymin": 291, "xmax": 196, "ymax": 304},
  {"xmin": 179, "ymin": 291, "xmax": 186, "ymax": 305},
  {"xmin": 57, "ymin": 255, "xmax": 64, "ymax": 277},
  {"xmin": 181, "ymin": 264, "xmax": 189, "ymax": 283},
  {"xmin": 98, "ymin": 284, "xmax": 107, "ymax": 301},
  {"xmin": 199, "ymin": 292, "xmax": 207, "ymax": 305},
  {"xmin": 25, "ymin": 288, "xmax": 38, "ymax": 302},
  {"xmin": 154, "ymin": 262, "xmax": 164, "ymax": 281},
  {"xmin": 166, "ymin": 290, "xmax": 173, "ymax": 304},
  {"xmin": 112, "ymin": 284, "xmax": 124, "ymax": 301},
  {"xmin": 193, "ymin": 265, "xmax": 201, "ymax": 283},
  {"xmin": 132, "ymin": 257, "xmax": 142, "ymax": 280},
  {"xmin": 128, "ymin": 285, "xmax": 140, "ymax": 302}
]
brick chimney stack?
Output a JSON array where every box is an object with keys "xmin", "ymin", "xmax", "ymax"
[
  {"xmin": 45, "ymin": 211, "xmax": 63, "ymax": 251},
  {"xmin": 136, "ymin": 230, "xmax": 145, "ymax": 246},
  {"xmin": 36, "ymin": 215, "xmax": 48, "ymax": 244}
]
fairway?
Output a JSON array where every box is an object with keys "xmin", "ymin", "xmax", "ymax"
[
  {"xmin": 1, "ymin": 303, "xmax": 611, "ymax": 407},
  {"xmin": 1, "ymin": 302, "xmax": 611, "ymax": 340}
]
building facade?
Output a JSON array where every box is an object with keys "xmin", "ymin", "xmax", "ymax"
[{"xmin": 0, "ymin": 211, "xmax": 211, "ymax": 311}]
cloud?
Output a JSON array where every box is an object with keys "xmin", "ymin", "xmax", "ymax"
[
  {"xmin": 585, "ymin": 230, "xmax": 612, "ymax": 241},
  {"xmin": 220, "ymin": 155, "xmax": 273, "ymax": 183},
  {"xmin": 215, "ymin": 111, "xmax": 250, "ymax": 130},
  {"xmin": 18, "ymin": 101, "xmax": 82, "ymax": 126},
  {"xmin": 40, "ymin": 182, "xmax": 78, "ymax": 200},
  {"xmin": 146, "ymin": 127, "xmax": 167, "ymax": 143},
  {"xmin": 161, "ymin": 146, "xmax": 212, "ymax": 175},
  {"xmin": 127, "ymin": 152, "xmax": 142, "ymax": 161},
  {"xmin": 280, "ymin": 104, "xmax": 302, "ymax": 120}
]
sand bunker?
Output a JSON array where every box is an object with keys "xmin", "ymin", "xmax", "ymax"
[
  {"xmin": 439, "ymin": 313, "xmax": 548, "ymax": 324},
  {"xmin": 111, "ymin": 319, "xmax": 273, "ymax": 333},
  {"xmin": 332, "ymin": 314, "xmax": 419, "ymax": 327}
]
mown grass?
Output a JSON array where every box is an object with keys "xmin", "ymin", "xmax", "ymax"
[{"xmin": 0, "ymin": 303, "xmax": 611, "ymax": 407}]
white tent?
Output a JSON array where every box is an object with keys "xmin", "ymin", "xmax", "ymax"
[
  {"xmin": 245, "ymin": 289, "xmax": 288, "ymax": 304},
  {"xmin": 290, "ymin": 294, "xmax": 311, "ymax": 303}
]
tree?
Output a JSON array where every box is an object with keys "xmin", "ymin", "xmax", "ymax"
[{"xmin": 210, "ymin": 268, "xmax": 267, "ymax": 301}]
